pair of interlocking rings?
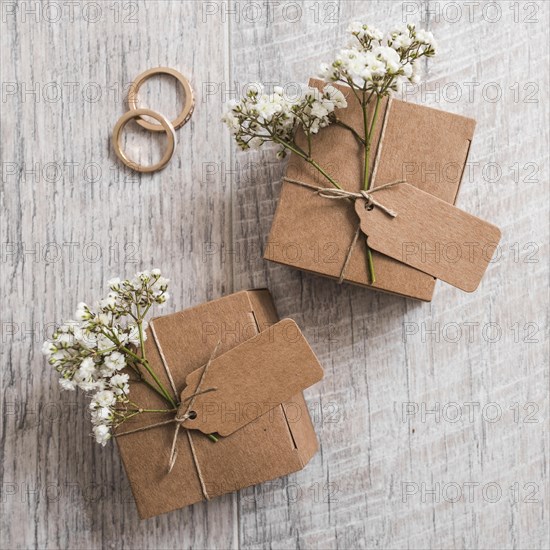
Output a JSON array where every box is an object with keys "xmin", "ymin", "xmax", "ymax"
[{"xmin": 112, "ymin": 67, "xmax": 194, "ymax": 173}]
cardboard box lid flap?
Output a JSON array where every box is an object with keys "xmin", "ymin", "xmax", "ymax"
[{"xmin": 179, "ymin": 319, "xmax": 323, "ymax": 436}]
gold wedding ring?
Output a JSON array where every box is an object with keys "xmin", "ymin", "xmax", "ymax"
[
  {"xmin": 112, "ymin": 108, "xmax": 176, "ymax": 173},
  {"xmin": 128, "ymin": 67, "xmax": 195, "ymax": 132},
  {"xmin": 112, "ymin": 67, "xmax": 194, "ymax": 173}
]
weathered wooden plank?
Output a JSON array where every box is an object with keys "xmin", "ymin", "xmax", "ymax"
[{"xmin": 1, "ymin": 1, "xmax": 236, "ymax": 548}]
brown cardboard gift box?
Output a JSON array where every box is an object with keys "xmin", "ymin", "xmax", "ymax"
[
  {"xmin": 264, "ymin": 79, "xmax": 477, "ymax": 301},
  {"xmin": 115, "ymin": 289, "xmax": 323, "ymax": 519}
]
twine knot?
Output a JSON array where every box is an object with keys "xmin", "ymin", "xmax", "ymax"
[
  {"xmin": 314, "ymin": 186, "xmax": 398, "ymax": 218},
  {"xmin": 115, "ymin": 337, "xmax": 222, "ymax": 500},
  {"xmin": 282, "ymin": 177, "xmax": 405, "ymax": 284}
]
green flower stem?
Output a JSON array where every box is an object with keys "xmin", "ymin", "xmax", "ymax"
[
  {"xmin": 272, "ymin": 137, "xmax": 342, "ymax": 190},
  {"xmin": 95, "ymin": 345, "xmax": 118, "ymax": 355},
  {"xmin": 100, "ymin": 324, "xmax": 176, "ymax": 408},
  {"xmin": 362, "ymin": 95, "xmax": 370, "ymax": 191},
  {"xmin": 366, "ymin": 95, "xmax": 382, "ymax": 191},
  {"xmin": 126, "ymin": 360, "xmax": 167, "ymax": 397},
  {"xmin": 117, "ymin": 411, "xmax": 140, "ymax": 425},
  {"xmin": 334, "ymin": 118, "xmax": 365, "ymax": 146},
  {"xmin": 362, "ymin": 93, "xmax": 383, "ymax": 284},
  {"xmin": 308, "ymin": 158, "xmax": 342, "ymax": 189},
  {"xmin": 362, "ymin": 93, "xmax": 382, "ymax": 191},
  {"xmin": 120, "ymin": 346, "xmax": 177, "ymax": 409},
  {"xmin": 136, "ymin": 304, "xmax": 170, "ymax": 406},
  {"xmin": 366, "ymin": 249, "xmax": 376, "ymax": 284},
  {"xmin": 132, "ymin": 300, "xmax": 177, "ymax": 408},
  {"xmin": 126, "ymin": 408, "xmax": 177, "ymax": 413},
  {"xmin": 136, "ymin": 304, "xmax": 148, "ymax": 361}
]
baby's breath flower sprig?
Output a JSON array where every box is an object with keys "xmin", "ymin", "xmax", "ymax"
[
  {"xmin": 223, "ymin": 22, "xmax": 437, "ymax": 284},
  {"xmin": 43, "ymin": 269, "xmax": 176, "ymax": 446},
  {"xmin": 319, "ymin": 23, "xmax": 436, "ymax": 281},
  {"xmin": 222, "ymin": 83, "xmax": 347, "ymax": 189},
  {"xmin": 320, "ymin": 23, "xmax": 437, "ymax": 190}
]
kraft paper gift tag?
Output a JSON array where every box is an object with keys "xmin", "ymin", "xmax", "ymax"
[
  {"xmin": 355, "ymin": 183, "xmax": 502, "ymax": 292},
  {"xmin": 180, "ymin": 318, "xmax": 324, "ymax": 436}
]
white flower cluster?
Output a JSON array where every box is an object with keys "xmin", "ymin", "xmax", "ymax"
[
  {"xmin": 42, "ymin": 269, "xmax": 170, "ymax": 446},
  {"xmin": 320, "ymin": 22, "xmax": 437, "ymax": 94},
  {"xmin": 222, "ymin": 83, "xmax": 347, "ymax": 157}
]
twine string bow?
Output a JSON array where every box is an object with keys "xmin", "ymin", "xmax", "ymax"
[
  {"xmin": 283, "ymin": 177, "xmax": 405, "ymax": 283},
  {"xmin": 115, "ymin": 323, "xmax": 221, "ymax": 500}
]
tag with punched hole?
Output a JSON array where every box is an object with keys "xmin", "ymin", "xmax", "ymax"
[
  {"xmin": 178, "ymin": 318, "xmax": 323, "ymax": 436},
  {"xmin": 354, "ymin": 182, "xmax": 501, "ymax": 292}
]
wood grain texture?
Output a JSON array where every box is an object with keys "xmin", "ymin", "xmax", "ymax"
[{"xmin": 1, "ymin": 1, "xmax": 548, "ymax": 549}]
